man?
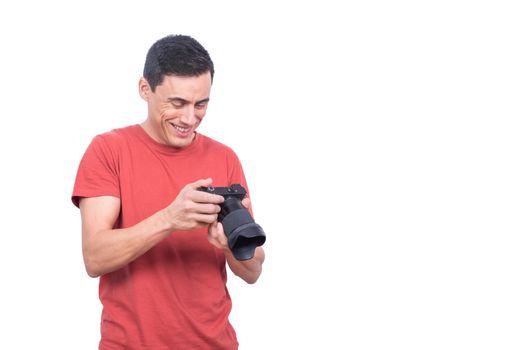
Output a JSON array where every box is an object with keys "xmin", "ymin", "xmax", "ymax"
[{"xmin": 72, "ymin": 35, "xmax": 265, "ymax": 350}]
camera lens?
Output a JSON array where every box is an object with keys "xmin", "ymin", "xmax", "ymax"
[{"xmin": 220, "ymin": 197, "xmax": 266, "ymax": 260}]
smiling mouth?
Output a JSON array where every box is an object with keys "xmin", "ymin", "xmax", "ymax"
[{"xmin": 169, "ymin": 122, "xmax": 191, "ymax": 134}]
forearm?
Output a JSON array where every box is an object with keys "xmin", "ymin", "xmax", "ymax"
[
  {"xmin": 83, "ymin": 210, "xmax": 172, "ymax": 277},
  {"xmin": 225, "ymin": 247, "xmax": 265, "ymax": 284},
  {"xmin": 80, "ymin": 180, "xmax": 223, "ymax": 277}
]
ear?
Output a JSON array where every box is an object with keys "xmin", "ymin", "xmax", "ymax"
[{"xmin": 138, "ymin": 77, "xmax": 151, "ymax": 101}]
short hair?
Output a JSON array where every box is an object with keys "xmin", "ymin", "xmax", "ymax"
[{"xmin": 143, "ymin": 35, "xmax": 214, "ymax": 92}]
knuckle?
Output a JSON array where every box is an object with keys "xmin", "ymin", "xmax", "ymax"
[
  {"xmin": 206, "ymin": 215, "xmax": 217, "ymax": 224},
  {"xmin": 182, "ymin": 201, "xmax": 193, "ymax": 211}
]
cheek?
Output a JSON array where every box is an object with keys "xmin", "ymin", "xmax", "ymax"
[
  {"xmin": 195, "ymin": 108, "xmax": 207, "ymax": 121},
  {"xmin": 160, "ymin": 107, "xmax": 179, "ymax": 120}
]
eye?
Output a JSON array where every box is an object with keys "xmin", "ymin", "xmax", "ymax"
[{"xmin": 195, "ymin": 102, "xmax": 208, "ymax": 110}]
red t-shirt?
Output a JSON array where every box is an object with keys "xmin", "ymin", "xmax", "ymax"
[{"xmin": 72, "ymin": 125, "xmax": 249, "ymax": 350}]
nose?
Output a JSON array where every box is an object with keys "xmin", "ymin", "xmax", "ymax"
[{"xmin": 180, "ymin": 105, "xmax": 196, "ymax": 125}]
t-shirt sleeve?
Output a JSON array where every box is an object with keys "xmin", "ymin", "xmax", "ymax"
[
  {"xmin": 226, "ymin": 149, "xmax": 255, "ymax": 216},
  {"xmin": 226, "ymin": 149, "xmax": 248, "ymax": 191},
  {"xmin": 71, "ymin": 134, "xmax": 121, "ymax": 208}
]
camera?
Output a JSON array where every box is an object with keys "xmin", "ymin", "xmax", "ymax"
[{"xmin": 198, "ymin": 184, "xmax": 266, "ymax": 260}]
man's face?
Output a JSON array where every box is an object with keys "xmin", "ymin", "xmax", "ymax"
[{"xmin": 140, "ymin": 72, "xmax": 212, "ymax": 148}]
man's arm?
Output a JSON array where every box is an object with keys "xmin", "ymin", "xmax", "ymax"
[
  {"xmin": 79, "ymin": 178, "xmax": 223, "ymax": 277},
  {"xmin": 225, "ymin": 247, "xmax": 265, "ymax": 284}
]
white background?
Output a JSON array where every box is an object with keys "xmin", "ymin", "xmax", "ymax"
[{"xmin": 0, "ymin": 1, "xmax": 523, "ymax": 349}]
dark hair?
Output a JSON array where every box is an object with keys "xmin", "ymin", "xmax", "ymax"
[{"xmin": 143, "ymin": 35, "xmax": 214, "ymax": 92}]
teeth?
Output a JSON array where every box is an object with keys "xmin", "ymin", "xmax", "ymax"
[{"xmin": 171, "ymin": 123, "xmax": 190, "ymax": 133}]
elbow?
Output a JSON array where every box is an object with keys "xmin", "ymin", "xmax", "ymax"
[
  {"xmin": 240, "ymin": 269, "xmax": 262, "ymax": 285},
  {"xmin": 84, "ymin": 258, "xmax": 102, "ymax": 278},
  {"xmin": 83, "ymin": 250, "xmax": 102, "ymax": 278},
  {"xmin": 244, "ymin": 276, "xmax": 259, "ymax": 285},
  {"xmin": 86, "ymin": 267, "xmax": 101, "ymax": 278}
]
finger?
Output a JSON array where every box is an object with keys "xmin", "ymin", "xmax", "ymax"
[
  {"xmin": 208, "ymin": 220, "xmax": 219, "ymax": 238},
  {"xmin": 193, "ymin": 203, "xmax": 221, "ymax": 214},
  {"xmin": 209, "ymin": 222, "xmax": 227, "ymax": 246},
  {"xmin": 208, "ymin": 221, "xmax": 228, "ymax": 249},
  {"xmin": 209, "ymin": 220, "xmax": 219, "ymax": 232},
  {"xmin": 193, "ymin": 213, "xmax": 219, "ymax": 224},
  {"xmin": 185, "ymin": 179, "xmax": 224, "ymax": 204},
  {"xmin": 191, "ymin": 190, "xmax": 224, "ymax": 204},
  {"xmin": 216, "ymin": 222, "xmax": 225, "ymax": 236},
  {"xmin": 241, "ymin": 197, "xmax": 251, "ymax": 209},
  {"xmin": 215, "ymin": 222, "xmax": 228, "ymax": 246}
]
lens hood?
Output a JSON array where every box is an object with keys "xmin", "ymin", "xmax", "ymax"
[{"xmin": 198, "ymin": 184, "xmax": 266, "ymax": 260}]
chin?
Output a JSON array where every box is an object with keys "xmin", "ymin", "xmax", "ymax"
[{"xmin": 168, "ymin": 136, "xmax": 193, "ymax": 149}]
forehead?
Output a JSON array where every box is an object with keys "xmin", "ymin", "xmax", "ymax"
[{"xmin": 156, "ymin": 73, "xmax": 212, "ymax": 99}]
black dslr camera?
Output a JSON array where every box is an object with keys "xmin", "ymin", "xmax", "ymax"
[{"xmin": 198, "ymin": 184, "xmax": 266, "ymax": 260}]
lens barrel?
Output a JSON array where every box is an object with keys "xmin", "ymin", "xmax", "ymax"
[{"xmin": 220, "ymin": 198, "xmax": 266, "ymax": 260}]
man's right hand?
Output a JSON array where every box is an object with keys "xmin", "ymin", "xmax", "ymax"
[{"xmin": 162, "ymin": 178, "xmax": 224, "ymax": 231}]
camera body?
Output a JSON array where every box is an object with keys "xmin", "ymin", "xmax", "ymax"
[
  {"xmin": 200, "ymin": 184, "xmax": 247, "ymax": 221},
  {"xmin": 198, "ymin": 184, "xmax": 266, "ymax": 260}
]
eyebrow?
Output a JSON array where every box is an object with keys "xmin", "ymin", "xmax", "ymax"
[{"xmin": 167, "ymin": 97, "xmax": 210, "ymax": 104}]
